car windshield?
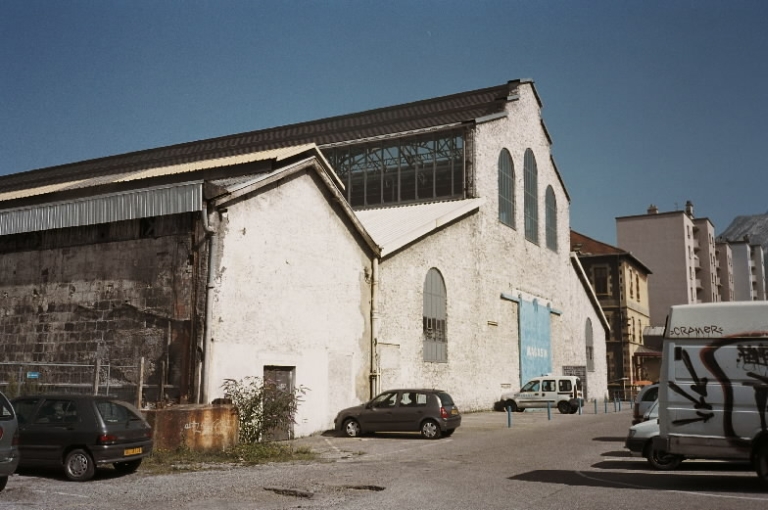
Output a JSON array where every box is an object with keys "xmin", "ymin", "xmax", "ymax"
[{"xmin": 521, "ymin": 381, "xmax": 540, "ymax": 392}]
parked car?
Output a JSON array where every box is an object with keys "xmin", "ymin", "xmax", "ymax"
[
  {"xmin": 624, "ymin": 400, "xmax": 683, "ymax": 470},
  {"xmin": 632, "ymin": 383, "xmax": 658, "ymax": 425},
  {"xmin": 335, "ymin": 389, "xmax": 461, "ymax": 439},
  {"xmin": 12, "ymin": 394, "xmax": 153, "ymax": 481},
  {"xmin": 499, "ymin": 375, "xmax": 583, "ymax": 414},
  {"xmin": 0, "ymin": 391, "xmax": 20, "ymax": 492}
]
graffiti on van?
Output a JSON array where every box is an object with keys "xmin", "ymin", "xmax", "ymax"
[
  {"xmin": 690, "ymin": 337, "xmax": 768, "ymax": 443},
  {"xmin": 669, "ymin": 348, "xmax": 714, "ymax": 426}
]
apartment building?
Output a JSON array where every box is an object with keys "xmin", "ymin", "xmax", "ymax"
[
  {"xmin": 718, "ymin": 213, "xmax": 768, "ymax": 301},
  {"xmin": 615, "ymin": 201, "xmax": 721, "ymax": 326}
]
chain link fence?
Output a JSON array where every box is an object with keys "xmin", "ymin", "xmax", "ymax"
[{"xmin": 0, "ymin": 360, "xmax": 149, "ymax": 407}]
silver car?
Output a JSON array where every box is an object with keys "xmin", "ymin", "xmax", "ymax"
[{"xmin": 0, "ymin": 391, "xmax": 20, "ymax": 492}]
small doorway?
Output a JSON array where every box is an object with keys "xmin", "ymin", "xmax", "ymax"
[{"xmin": 263, "ymin": 366, "xmax": 295, "ymax": 441}]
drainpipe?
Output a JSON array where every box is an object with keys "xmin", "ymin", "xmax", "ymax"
[
  {"xmin": 199, "ymin": 201, "xmax": 217, "ymax": 404},
  {"xmin": 370, "ymin": 257, "xmax": 381, "ymax": 399}
]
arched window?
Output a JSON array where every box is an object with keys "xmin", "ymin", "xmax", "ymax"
[
  {"xmin": 523, "ymin": 149, "xmax": 538, "ymax": 243},
  {"xmin": 423, "ymin": 268, "xmax": 447, "ymax": 362},
  {"xmin": 585, "ymin": 318, "xmax": 594, "ymax": 372},
  {"xmin": 498, "ymin": 149, "xmax": 514, "ymax": 227},
  {"xmin": 545, "ymin": 186, "xmax": 557, "ymax": 251}
]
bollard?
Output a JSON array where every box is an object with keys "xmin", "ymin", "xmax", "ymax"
[
  {"xmin": 507, "ymin": 406, "xmax": 512, "ymax": 428},
  {"xmin": 614, "ymin": 398, "xmax": 618, "ymax": 413},
  {"xmin": 594, "ymin": 399, "xmax": 598, "ymax": 415},
  {"xmin": 578, "ymin": 399, "xmax": 582, "ymax": 415},
  {"xmin": 547, "ymin": 401, "xmax": 552, "ymax": 420},
  {"xmin": 604, "ymin": 399, "xmax": 608, "ymax": 414},
  {"xmin": 618, "ymin": 399, "xmax": 622, "ymax": 412}
]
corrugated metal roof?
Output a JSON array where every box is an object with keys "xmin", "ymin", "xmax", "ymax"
[
  {"xmin": 0, "ymin": 144, "xmax": 317, "ymax": 204},
  {"xmin": 355, "ymin": 198, "xmax": 484, "ymax": 258},
  {"xmin": 0, "ymin": 81, "xmax": 526, "ymax": 193},
  {"xmin": 0, "ymin": 181, "xmax": 204, "ymax": 236},
  {"xmin": 0, "ymin": 145, "xmax": 324, "ymax": 236}
]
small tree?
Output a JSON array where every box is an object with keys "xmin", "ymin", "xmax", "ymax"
[{"xmin": 222, "ymin": 376, "xmax": 307, "ymax": 443}]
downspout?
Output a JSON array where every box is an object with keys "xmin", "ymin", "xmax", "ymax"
[
  {"xmin": 370, "ymin": 257, "xmax": 381, "ymax": 399},
  {"xmin": 198, "ymin": 201, "xmax": 217, "ymax": 404}
]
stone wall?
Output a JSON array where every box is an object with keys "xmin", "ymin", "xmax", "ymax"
[{"xmin": 0, "ymin": 214, "xmax": 203, "ymax": 404}]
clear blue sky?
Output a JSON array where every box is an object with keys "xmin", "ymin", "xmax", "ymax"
[{"xmin": 2, "ymin": 1, "xmax": 766, "ymax": 245}]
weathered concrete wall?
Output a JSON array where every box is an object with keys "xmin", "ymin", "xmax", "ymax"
[
  {"xmin": 374, "ymin": 82, "xmax": 607, "ymax": 410},
  {"xmin": 145, "ymin": 404, "xmax": 238, "ymax": 452},
  {"xmin": 0, "ymin": 215, "xmax": 201, "ymax": 403},
  {"xmin": 204, "ymin": 170, "xmax": 373, "ymax": 437}
]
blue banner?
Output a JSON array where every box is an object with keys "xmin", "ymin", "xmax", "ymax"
[{"xmin": 519, "ymin": 298, "xmax": 552, "ymax": 384}]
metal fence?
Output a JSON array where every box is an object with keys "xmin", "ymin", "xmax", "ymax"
[{"xmin": 0, "ymin": 359, "xmax": 147, "ymax": 407}]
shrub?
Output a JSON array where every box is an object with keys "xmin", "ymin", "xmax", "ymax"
[{"xmin": 222, "ymin": 376, "xmax": 308, "ymax": 443}]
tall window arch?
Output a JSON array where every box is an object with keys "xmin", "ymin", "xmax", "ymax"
[
  {"xmin": 545, "ymin": 185, "xmax": 557, "ymax": 251},
  {"xmin": 524, "ymin": 149, "xmax": 538, "ymax": 243},
  {"xmin": 498, "ymin": 149, "xmax": 514, "ymax": 227},
  {"xmin": 423, "ymin": 268, "xmax": 447, "ymax": 362},
  {"xmin": 585, "ymin": 318, "xmax": 595, "ymax": 372}
]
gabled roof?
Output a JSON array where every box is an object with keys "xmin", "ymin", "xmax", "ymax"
[
  {"xmin": 0, "ymin": 80, "xmax": 532, "ymax": 194},
  {"xmin": 0, "ymin": 144, "xmax": 379, "ymax": 257},
  {"xmin": 570, "ymin": 230, "xmax": 652, "ymax": 274},
  {"xmin": 355, "ymin": 198, "xmax": 484, "ymax": 258}
]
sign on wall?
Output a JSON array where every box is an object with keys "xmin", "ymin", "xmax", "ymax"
[{"xmin": 519, "ymin": 298, "xmax": 552, "ymax": 384}]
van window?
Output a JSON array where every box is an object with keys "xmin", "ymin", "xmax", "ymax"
[
  {"xmin": 542, "ymin": 380, "xmax": 556, "ymax": 392},
  {"xmin": 558, "ymin": 380, "xmax": 573, "ymax": 392},
  {"xmin": 521, "ymin": 380, "xmax": 540, "ymax": 392}
]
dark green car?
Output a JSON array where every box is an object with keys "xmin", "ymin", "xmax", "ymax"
[{"xmin": 12, "ymin": 394, "xmax": 153, "ymax": 481}]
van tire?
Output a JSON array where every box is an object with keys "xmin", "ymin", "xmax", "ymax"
[
  {"xmin": 557, "ymin": 401, "xmax": 572, "ymax": 414},
  {"xmin": 645, "ymin": 443, "xmax": 683, "ymax": 470},
  {"xmin": 755, "ymin": 442, "xmax": 768, "ymax": 485},
  {"xmin": 504, "ymin": 400, "xmax": 518, "ymax": 413},
  {"xmin": 0, "ymin": 475, "xmax": 7, "ymax": 492}
]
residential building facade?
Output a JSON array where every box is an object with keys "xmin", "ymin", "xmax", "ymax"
[
  {"xmin": 615, "ymin": 202, "xmax": 721, "ymax": 326},
  {"xmin": 571, "ymin": 231, "xmax": 652, "ymax": 398}
]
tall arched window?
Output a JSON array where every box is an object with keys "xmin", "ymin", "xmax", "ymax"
[
  {"xmin": 498, "ymin": 149, "xmax": 514, "ymax": 227},
  {"xmin": 585, "ymin": 318, "xmax": 594, "ymax": 372},
  {"xmin": 423, "ymin": 268, "xmax": 447, "ymax": 362},
  {"xmin": 545, "ymin": 185, "xmax": 557, "ymax": 251},
  {"xmin": 523, "ymin": 149, "xmax": 538, "ymax": 243}
]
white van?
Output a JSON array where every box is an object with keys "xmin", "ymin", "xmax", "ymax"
[
  {"xmin": 654, "ymin": 302, "xmax": 768, "ymax": 485},
  {"xmin": 500, "ymin": 375, "xmax": 583, "ymax": 414}
]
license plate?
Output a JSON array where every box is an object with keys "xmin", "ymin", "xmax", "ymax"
[
  {"xmin": 451, "ymin": 408, "xmax": 459, "ymax": 415},
  {"xmin": 124, "ymin": 447, "xmax": 142, "ymax": 456}
]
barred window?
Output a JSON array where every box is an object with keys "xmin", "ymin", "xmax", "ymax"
[{"xmin": 423, "ymin": 268, "xmax": 447, "ymax": 362}]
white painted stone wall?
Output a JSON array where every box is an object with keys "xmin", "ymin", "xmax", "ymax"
[
  {"xmin": 376, "ymin": 82, "xmax": 607, "ymax": 409},
  {"xmin": 204, "ymin": 170, "xmax": 373, "ymax": 437}
]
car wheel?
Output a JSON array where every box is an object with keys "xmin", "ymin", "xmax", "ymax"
[
  {"xmin": 504, "ymin": 400, "xmax": 518, "ymax": 413},
  {"xmin": 0, "ymin": 475, "xmax": 7, "ymax": 492},
  {"xmin": 114, "ymin": 459, "xmax": 142, "ymax": 474},
  {"xmin": 557, "ymin": 401, "xmax": 571, "ymax": 414},
  {"xmin": 443, "ymin": 428, "xmax": 455, "ymax": 437},
  {"xmin": 64, "ymin": 448, "xmax": 96, "ymax": 481},
  {"xmin": 342, "ymin": 418, "xmax": 362, "ymax": 438},
  {"xmin": 645, "ymin": 442, "xmax": 683, "ymax": 470},
  {"xmin": 755, "ymin": 441, "xmax": 768, "ymax": 486},
  {"xmin": 420, "ymin": 419, "xmax": 442, "ymax": 439}
]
